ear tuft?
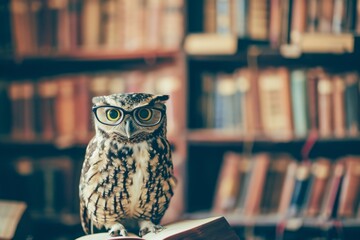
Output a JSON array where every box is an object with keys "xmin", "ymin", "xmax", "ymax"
[{"xmin": 153, "ymin": 94, "xmax": 169, "ymax": 103}]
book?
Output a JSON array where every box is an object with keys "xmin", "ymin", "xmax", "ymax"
[
  {"xmin": 302, "ymin": 158, "xmax": 331, "ymax": 217},
  {"xmin": 344, "ymin": 72, "xmax": 359, "ymax": 136},
  {"xmin": 319, "ymin": 161, "xmax": 345, "ymax": 219},
  {"xmin": 337, "ymin": 157, "xmax": 360, "ymax": 218},
  {"xmin": 213, "ymin": 152, "xmax": 241, "ymax": 213},
  {"xmin": 0, "ymin": 200, "xmax": 31, "ymax": 240},
  {"xmin": 332, "ymin": 75, "xmax": 346, "ymax": 138},
  {"xmin": 258, "ymin": 68, "xmax": 293, "ymax": 138},
  {"xmin": 287, "ymin": 162, "xmax": 311, "ymax": 217},
  {"xmin": 243, "ymin": 153, "xmax": 270, "ymax": 216},
  {"xmin": 317, "ymin": 73, "xmax": 333, "ymax": 138},
  {"xmin": 75, "ymin": 216, "xmax": 240, "ymax": 240},
  {"xmin": 290, "ymin": 69, "xmax": 309, "ymax": 137},
  {"xmin": 260, "ymin": 154, "xmax": 291, "ymax": 214}
]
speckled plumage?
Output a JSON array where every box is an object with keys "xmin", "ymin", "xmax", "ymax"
[{"xmin": 79, "ymin": 93, "xmax": 176, "ymax": 236}]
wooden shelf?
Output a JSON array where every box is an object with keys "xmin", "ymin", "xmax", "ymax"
[
  {"xmin": 186, "ymin": 129, "xmax": 360, "ymax": 159},
  {"xmin": 0, "ymin": 50, "xmax": 179, "ymax": 78},
  {"xmin": 1, "ymin": 49, "xmax": 179, "ymax": 62},
  {"xmin": 0, "ymin": 137, "xmax": 87, "ymax": 158},
  {"xmin": 187, "ymin": 48, "xmax": 359, "ymax": 69},
  {"xmin": 187, "ymin": 129, "xmax": 360, "ymax": 144}
]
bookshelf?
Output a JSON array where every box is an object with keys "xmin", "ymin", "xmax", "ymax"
[
  {"xmin": 184, "ymin": 0, "xmax": 360, "ymax": 239},
  {"xmin": 0, "ymin": 0, "xmax": 186, "ymax": 240}
]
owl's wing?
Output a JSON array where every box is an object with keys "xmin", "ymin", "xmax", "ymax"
[{"xmin": 79, "ymin": 137, "xmax": 97, "ymax": 234}]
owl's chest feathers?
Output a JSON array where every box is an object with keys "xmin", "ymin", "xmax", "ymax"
[{"xmin": 87, "ymin": 138, "xmax": 152, "ymax": 217}]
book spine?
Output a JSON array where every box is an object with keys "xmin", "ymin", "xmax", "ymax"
[
  {"xmin": 161, "ymin": 0, "xmax": 183, "ymax": 50},
  {"xmin": 287, "ymin": 163, "xmax": 310, "ymax": 217},
  {"xmin": 317, "ymin": 74, "xmax": 333, "ymax": 138},
  {"xmin": 345, "ymin": 73, "xmax": 359, "ymax": 136},
  {"xmin": 234, "ymin": 0, "xmax": 247, "ymax": 37},
  {"xmin": 320, "ymin": 162, "xmax": 345, "ymax": 219},
  {"xmin": 290, "ymin": 0, "xmax": 306, "ymax": 45},
  {"xmin": 306, "ymin": 0, "xmax": 319, "ymax": 32},
  {"xmin": 204, "ymin": 0, "xmax": 217, "ymax": 33},
  {"xmin": 332, "ymin": 75, "xmax": 346, "ymax": 137},
  {"xmin": 338, "ymin": 157, "xmax": 360, "ymax": 218},
  {"xmin": 303, "ymin": 159, "xmax": 331, "ymax": 217},
  {"xmin": 318, "ymin": 0, "xmax": 334, "ymax": 33},
  {"xmin": 332, "ymin": 0, "xmax": 346, "ymax": 33},
  {"xmin": 244, "ymin": 153, "xmax": 270, "ymax": 216},
  {"xmin": 216, "ymin": 0, "xmax": 232, "ymax": 34},
  {"xmin": 291, "ymin": 69, "xmax": 309, "ymax": 137},
  {"xmin": 269, "ymin": 0, "xmax": 281, "ymax": 47}
]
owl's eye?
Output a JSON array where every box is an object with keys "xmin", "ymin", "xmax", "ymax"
[
  {"xmin": 137, "ymin": 108, "xmax": 152, "ymax": 121},
  {"xmin": 106, "ymin": 109, "xmax": 121, "ymax": 122},
  {"xmin": 134, "ymin": 108, "xmax": 163, "ymax": 126}
]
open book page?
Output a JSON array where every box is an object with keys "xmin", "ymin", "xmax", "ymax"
[
  {"xmin": 76, "ymin": 216, "xmax": 225, "ymax": 240},
  {"xmin": 0, "ymin": 200, "xmax": 27, "ymax": 239}
]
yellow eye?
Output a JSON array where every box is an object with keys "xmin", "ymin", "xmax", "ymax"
[
  {"xmin": 106, "ymin": 109, "xmax": 121, "ymax": 122},
  {"xmin": 137, "ymin": 108, "xmax": 152, "ymax": 121}
]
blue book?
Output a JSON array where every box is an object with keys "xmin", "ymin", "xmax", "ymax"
[
  {"xmin": 291, "ymin": 70, "xmax": 309, "ymax": 137},
  {"xmin": 216, "ymin": 0, "xmax": 232, "ymax": 34}
]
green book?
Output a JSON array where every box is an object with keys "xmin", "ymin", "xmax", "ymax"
[{"xmin": 290, "ymin": 70, "xmax": 309, "ymax": 137}]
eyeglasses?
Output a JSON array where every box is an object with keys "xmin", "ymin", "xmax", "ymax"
[{"xmin": 92, "ymin": 105, "xmax": 165, "ymax": 127}]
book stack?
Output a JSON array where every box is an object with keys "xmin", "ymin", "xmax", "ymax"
[
  {"xmin": 202, "ymin": 0, "xmax": 358, "ymax": 47},
  {"xmin": 0, "ymin": 0, "xmax": 184, "ymax": 55},
  {"xmin": 0, "ymin": 66, "xmax": 181, "ymax": 147},
  {"xmin": 212, "ymin": 151, "xmax": 360, "ymax": 238},
  {"xmin": 198, "ymin": 67, "xmax": 360, "ymax": 139}
]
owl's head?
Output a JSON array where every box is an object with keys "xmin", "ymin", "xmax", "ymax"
[{"xmin": 92, "ymin": 93, "xmax": 169, "ymax": 142}]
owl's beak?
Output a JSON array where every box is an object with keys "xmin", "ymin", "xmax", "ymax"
[{"xmin": 125, "ymin": 119, "xmax": 134, "ymax": 139}]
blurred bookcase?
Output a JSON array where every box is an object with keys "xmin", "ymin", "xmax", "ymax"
[
  {"xmin": 0, "ymin": 0, "xmax": 186, "ymax": 239},
  {"xmin": 184, "ymin": 0, "xmax": 360, "ymax": 239}
]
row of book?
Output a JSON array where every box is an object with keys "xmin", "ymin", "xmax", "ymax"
[
  {"xmin": 0, "ymin": 66, "xmax": 181, "ymax": 147},
  {"xmin": 213, "ymin": 152, "xmax": 360, "ymax": 220},
  {"xmin": 204, "ymin": 0, "xmax": 360, "ymax": 46},
  {"xmin": 199, "ymin": 67, "xmax": 359, "ymax": 139},
  {"xmin": 0, "ymin": 0, "xmax": 184, "ymax": 55}
]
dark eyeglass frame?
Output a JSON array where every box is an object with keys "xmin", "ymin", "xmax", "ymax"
[{"xmin": 92, "ymin": 105, "xmax": 165, "ymax": 127}]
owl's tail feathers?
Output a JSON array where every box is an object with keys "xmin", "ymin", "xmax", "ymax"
[{"xmin": 80, "ymin": 202, "xmax": 91, "ymax": 234}]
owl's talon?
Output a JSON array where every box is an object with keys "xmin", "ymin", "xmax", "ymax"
[
  {"xmin": 139, "ymin": 221, "xmax": 164, "ymax": 236},
  {"xmin": 108, "ymin": 223, "xmax": 127, "ymax": 237}
]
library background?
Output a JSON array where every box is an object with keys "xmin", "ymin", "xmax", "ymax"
[{"xmin": 1, "ymin": 0, "xmax": 360, "ymax": 239}]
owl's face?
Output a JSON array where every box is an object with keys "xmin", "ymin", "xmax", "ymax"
[{"xmin": 92, "ymin": 93, "xmax": 169, "ymax": 141}]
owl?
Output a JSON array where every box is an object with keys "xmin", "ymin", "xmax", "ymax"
[{"xmin": 79, "ymin": 93, "xmax": 176, "ymax": 237}]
